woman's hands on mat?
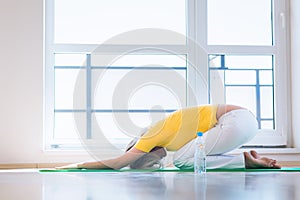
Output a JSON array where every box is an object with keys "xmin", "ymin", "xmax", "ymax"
[{"xmin": 56, "ymin": 147, "xmax": 146, "ymax": 170}]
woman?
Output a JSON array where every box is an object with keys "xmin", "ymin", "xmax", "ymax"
[{"xmin": 57, "ymin": 104, "xmax": 280, "ymax": 170}]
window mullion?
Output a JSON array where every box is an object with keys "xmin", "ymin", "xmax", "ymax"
[
  {"xmin": 53, "ymin": 44, "xmax": 188, "ymax": 55},
  {"xmin": 86, "ymin": 54, "xmax": 92, "ymax": 139},
  {"xmin": 44, "ymin": 0, "xmax": 55, "ymax": 149}
]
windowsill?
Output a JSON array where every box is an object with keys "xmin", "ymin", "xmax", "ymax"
[
  {"xmin": 42, "ymin": 146, "xmax": 300, "ymax": 166},
  {"xmin": 0, "ymin": 147, "xmax": 298, "ymax": 169},
  {"xmin": 227, "ymin": 148, "xmax": 300, "ymax": 163},
  {"xmin": 44, "ymin": 147, "xmax": 300, "ymax": 155},
  {"xmin": 229, "ymin": 147, "xmax": 300, "ymax": 155},
  {"xmin": 166, "ymin": 147, "xmax": 300, "ymax": 164}
]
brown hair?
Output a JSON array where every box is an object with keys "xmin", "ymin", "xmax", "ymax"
[{"xmin": 126, "ymin": 139, "xmax": 167, "ymax": 169}]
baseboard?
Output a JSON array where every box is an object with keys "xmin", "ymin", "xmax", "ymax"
[
  {"xmin": 0, "ymin": 161, "xmax": 300, "ymax": 169},
  {"xmin": 1, "ymin": 148, "xmax": 300, "ymax": 169},
  {"xmin": 0, "ymin": 163, "xmax": 71, "ymax": 169},
  {"xmin": 0, "ymin": 163, "xmax": 38, "ymax": 169},
  {"xmin": 277, "ymin": 161, "xmax": 300, "ymax": 167}
]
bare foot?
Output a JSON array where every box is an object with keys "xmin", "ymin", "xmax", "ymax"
[{"xmin": 244, "ymin": 150, "xmax": 281, "ymax": 169}]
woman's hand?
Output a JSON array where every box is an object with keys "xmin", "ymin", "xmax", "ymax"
[{"xmin": 55, "ymin": 162, "xmax": 81, "ymax": 169}]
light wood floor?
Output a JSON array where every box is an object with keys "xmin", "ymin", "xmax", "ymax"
[{"xmin": 0, "ymin": 169, "xmax": 300, "ymax": 200}]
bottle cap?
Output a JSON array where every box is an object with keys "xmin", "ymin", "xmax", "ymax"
[{"xmin": 197, "ymin": 132, "xmax": 203, "ymax": 137}]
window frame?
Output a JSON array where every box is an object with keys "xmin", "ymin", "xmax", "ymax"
[
  {"xmin": 44, "ymin": 0, "xmax": 193, "ymax": 150},
  {"xmin": 196, "ymin": 0, "xmax": 290, "ymax": 146},
  {"xmin": 44, "ymin": 0, "xmax": 290, "ymax": 150}
]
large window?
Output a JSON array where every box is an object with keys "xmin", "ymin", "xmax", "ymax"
[{"xmin": 45, "ymin": 0, "xmax": 289, "ymax": 150}]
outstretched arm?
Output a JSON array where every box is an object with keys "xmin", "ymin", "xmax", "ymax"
[{"xmin": 57, "ymin": 147, "xmax": 146, "ymax": 170}]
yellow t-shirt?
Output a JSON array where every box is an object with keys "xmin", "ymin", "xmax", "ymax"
[{"xmin": 134, "ymin": 105, "xmax": 218, "ymax": 152}]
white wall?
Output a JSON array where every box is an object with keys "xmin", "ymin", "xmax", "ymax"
[
  {"xmin": 291, "ymin": 0, "xmax": 300, "ymax": 147},
  {"xmin": 0, "ymin": 0, "xmax": 92, "ymax": 164},
  {"xmin": 0, "ymin": 0, "xmax": 299, "ymax": 164},
  {"xmin": 0, "ymin": 0, "xmax": 42, "ymax": 163}
]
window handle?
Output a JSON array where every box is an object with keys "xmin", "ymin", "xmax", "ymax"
[{"xmin": 280, "ymin": 12, "xmax": 285, "ymax": 29}]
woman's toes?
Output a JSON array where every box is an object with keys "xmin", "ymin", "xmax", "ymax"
[{"xmin": 250, "ymin": 150, "xmax": 260, "ymax": 159}]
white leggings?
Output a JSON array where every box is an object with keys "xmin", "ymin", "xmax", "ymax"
[{"xmin": 173, "ymin": 109, "xmax": 258, "ymax": 169}]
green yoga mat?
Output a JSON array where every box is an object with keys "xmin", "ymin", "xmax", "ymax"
[{"xmin": 39, "ymin": 167, "xmax": 300, "ymax": 173}]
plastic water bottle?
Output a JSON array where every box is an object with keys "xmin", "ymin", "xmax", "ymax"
[{"xmin": 194, "ymin": 132, "xmax": 206, "ymax": 174}]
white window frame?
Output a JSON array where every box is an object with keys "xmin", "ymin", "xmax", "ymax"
[
  {"xmin": 44, "ymin": 0, "xmax": 290, "ymax": 150},
  {"xmin": 44, "ymin": 0, "xmax": 193, "ymax": 150},
  {"xmin": 196, "ymin": 0, "xmax": 290, "ymax": 146}
]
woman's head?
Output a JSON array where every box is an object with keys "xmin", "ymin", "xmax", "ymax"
[{"xmin": 125, "ymin": 139, "xmax": 167, "ymax": 169}]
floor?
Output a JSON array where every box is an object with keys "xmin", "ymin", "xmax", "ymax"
[{"xmin": 0, "ymin": 169, "xmax": 299, "ymax": 200}]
